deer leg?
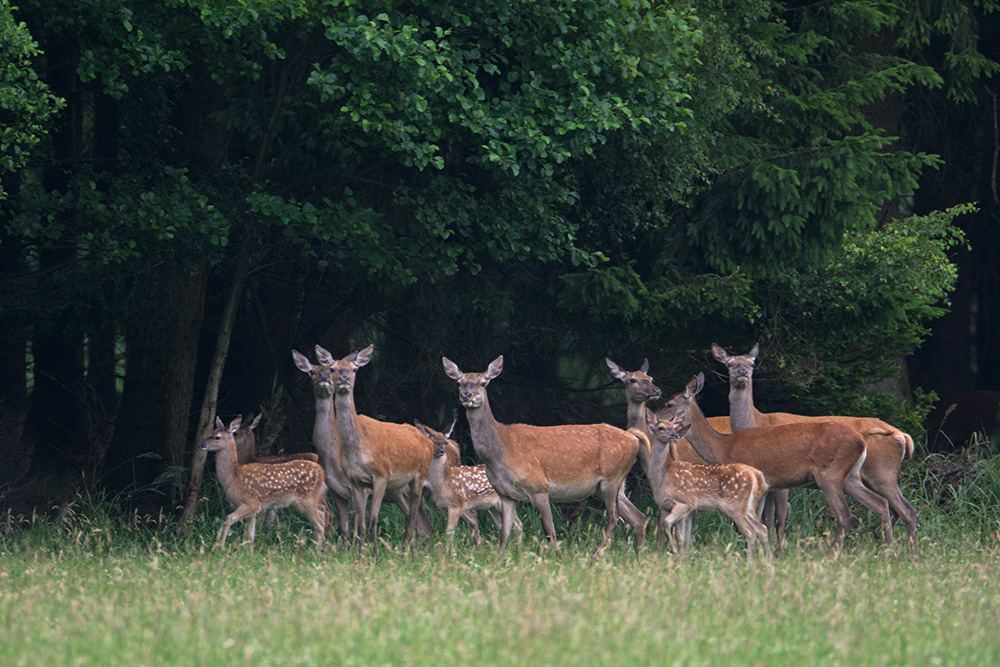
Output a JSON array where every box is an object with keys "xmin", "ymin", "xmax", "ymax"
[
  {"xmin": 403, "ymin": 479, "xmax": 426, "ymax": 543},
  {"xmin": 527, "ymin": 491, "xmax": 558, "ymax": 548},
  {"xmin": 594, "ymin": 484, "xmax": 622, "ymax": 556},
  {"xmin": 771, "ymin": 489, "xmax": 790, "ymax": 551},
  {"xmin": 814, "ymin": 479, "xmax": 854, "ymax": 553},
  {"xmin": 498, "ymin": 497, "xmax": 518, "ymax": 549},
  {"xmin": 616, "ymin": 486, "xmax": 646, "ymax": 550},
  {"xmin": 843, "ymin": 473, "xmax": 893, "ymax": 547},
  {"xmin": 662, "ymin": 504, "xmax": 693, "ymax": 555},
  {"xmin": 350, "ymin": 486, "xmax": 368, "ymax": 544},
  {"xmin": 367, "ymin": 477, "xmax": 390, "ymax": 556},
  {"xmin": 864, "ymin": 472, "xmax": 918, "ymax": 555},
  {"xmin": 219, "ymin": 504, "xmax": 258, "ymax": 548},
  {"xmin": 247, "ymin": 514, "xmax": 258, "ymax": 547},
  {"xmin": 296, "ymin": 497, "xmax": 327, "ymax": 550}
]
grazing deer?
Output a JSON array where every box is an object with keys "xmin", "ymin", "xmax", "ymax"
[
  {"xmin": 198, "ymin": 416, "xmax": 327, "ymax": 549},
  {"xmin": 414, "ymin": 419, "xmax": 523, "ymax": 547},
  {"xmin": 711, "ymin": 343, "xmax": 917, "ymax": 553},
  {"xmin": 442, "ymin": 355, "xmax": 647, "ymax": 554},
  {"xmin": 657, "ymin": 373, "xmax": 894, "ymax": 552},
  {"xmin": 327, "ymin": 344, "xmax": 443, "ymax": 554},
  {"xmin": 645, "ymin": 412, "xmax": 769, "ymax": 556}
]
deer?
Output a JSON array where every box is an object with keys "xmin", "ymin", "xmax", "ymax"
[
  {"xmin": 711, "ymin": 343, "xmax": 918, "ymax": 554},
  {"xmin": 442, "ymin": 355, "xmax": 648, "ymax": 555},
  {"xmin": 233, "ymin": 412, "xmax": 325, "ymax": 530},
  {"xmin": 414, "ymin": 419, "xmax": 523, "ymax": 547},
  {"xmin": 296, "ymin": 346, "xmax": 460, "ymax": 548},
  {"xmin": 605, "ymin": 357, "xmax": 704, "ymax": 547},
  {"xmin": 644, "ymin": 412, "xmax": 770, "ymax": 557},
  {"xmin": 292, "ymin": 348, "xmax": 363, "ymax": 541},
  {"xmin": 657, "ymin": 373, "xmax": 894, "ymax": 552},
  {"xmin": 327, "ymin": 344, "xmax": 447, "ymax": 555},
  {"xmin": 197, "ymin": 416, "xmax": 327, "ymax": 549}
]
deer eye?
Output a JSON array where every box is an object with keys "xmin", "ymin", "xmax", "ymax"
[{"xmin": 629, "ymin": 378, "xmax": 637, "ymax": 383}]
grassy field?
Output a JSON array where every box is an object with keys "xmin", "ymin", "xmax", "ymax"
[{"xmin": 2, "ymin": 442, "xmax": 999, "ymax": 666}]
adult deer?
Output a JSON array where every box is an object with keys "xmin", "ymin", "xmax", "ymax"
[
  {"xmin": 292, "ymin": 348, "xmax": 363, "ymax": 541},
  {"xmin": 657, "ymin": 373, "xmax": 894, "ymax": 552},
  {"xmin": 328, "ymin": 344, "xmax": 441, "ymax": 554},
  {"xmin": 711, "ymin": 343, "xmax": 917, "ymax": 553},
  {"xmin": 414, "ymin": 419, "xmax": 522, "ymax": 547},
  {"xmin": 644, "ymin": 413, "xmax": 770, "ymax": 556},
  {"xmin": 442, "ymin": 355, "xmax": 647, "ymax": 554},
  {"xmin": 605, "ymin": 358, "xmax": 705, "ymax": 546},
  {"xmin": 198, "ymin": 416, "xmax": 327, "ymax": 549}
]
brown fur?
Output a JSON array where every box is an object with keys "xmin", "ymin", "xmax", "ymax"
[
  {"xmin": 657, "ymin": 373, "xmax": 893, "ymax": 552},
  {"xmin": 415, "ymin": 420, "xmax": 523, "ymax": 547},
  {"xmin": 327, "ymin": 344, "xmax": 440, "ymax": 554},
  {"xmin": 199, "ymin": 416, "xmax": 326, "ymax": 549},
  {"xmin": 711, "ymin": 343, "xmax": 917, "ymax": 553},
  {"xmin": 645, "ymin": 414, "xmax": 769, "ymax": 556},
  {"xmin": 443, "ymin": 355, "xmax": 646, "ymax": 554}
]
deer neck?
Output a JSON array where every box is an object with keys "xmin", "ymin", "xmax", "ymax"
[
  {"xmin": 728, "ymin": 381, "xmax": 763, "ymax": 432},
  {"xmin": 427, "ymin": 455, "xmax": 447, "ymax": 491},
  {"xmin": 463, "ymin": 395, "xmax": 508, "ymax": 468},
  {"xmin": 684, "ymin": 400, "xmax": 728, "ymax": 465},
  {"xmin": 213, "ymin": 438, "xmax": 240, "ymax": 498},
  {"xmin": 333, "ymin": 389, "xmax": 365, "ymax": 469},
  {"xmin": 646, "ymin": 439, "xmax": 671, "ymax": 487},
  {"xmin": 314, "ymin": 389, "xmax": 343, "ymax": 463},
  {"xmin": 626, "ymin": 398, "xmax": 652, "ymax": 474}
]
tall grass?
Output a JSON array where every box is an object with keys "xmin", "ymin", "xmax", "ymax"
[{"xmin": 1, "ymin": 439, "xmax": 999, "ymax": 665}]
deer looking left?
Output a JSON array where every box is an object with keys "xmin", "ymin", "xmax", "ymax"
[{"xmin": 198, "ymin": 416, "xmax": 327, "ymax": 550}]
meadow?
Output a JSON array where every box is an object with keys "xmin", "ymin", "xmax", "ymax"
[{"xmin": 2, "ymin": 439, "xmax": 999, "ymax": 666}]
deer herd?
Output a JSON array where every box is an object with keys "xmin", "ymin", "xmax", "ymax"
[{"xmin": 197, "ymin": 343, "xmax": 918, "ymax": 559}]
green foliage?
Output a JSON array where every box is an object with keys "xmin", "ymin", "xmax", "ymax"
[{"xmin": 0, "ymin": 4, "xmax": 62, "ymax": 197}]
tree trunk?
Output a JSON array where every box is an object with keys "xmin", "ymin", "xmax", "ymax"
[{"xmin": 177, "ymin": 238, "xmax": 253, "ymax": 528}]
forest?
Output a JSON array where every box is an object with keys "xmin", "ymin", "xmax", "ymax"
[{"xmin": 1, "ymin": 0, "xmax": 999, "ymax": 519}]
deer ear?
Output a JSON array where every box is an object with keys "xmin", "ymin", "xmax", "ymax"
[
  {"xmin": 215, "ymin": 416, "xmax": 224, "ymax": 429},
  {"xmin": 485, "ymin": 355, "xmax": 504, "ymax": 380},
  {"xmin": 605, "ymin": 358, "xmax": 626, "ymax": 380},
  {"xmin": 443, "ymin": 421, "xmax": 456, "ymax": 439},
  {"xmin": 442, "ymin": 357, "xmax": 462, "ymax": 380},
  {"xmin": 228, "ymin": 416, "xmax": 242, "ymax": 434},
  {"xmin": 711, "ymin": 343, "xmax": 729, "ymax": 364},
  {"xmin": 413, "ymin": 420, "xmax": 430, "ymax": 438},
  {"xmin": 249, "ymin": 413, "xmax": 261, "ymax": 430},
  {"xmin": 639, "ymin": 358, "xmax": 649, "ymax": 374},
  {"xmin": 292, "ymin": 349, "xmax": 312, "ymax": 372},
  {"xmin": 685, "ymin": 373, "xmax": 704, "ymax": 397},
  {"xmin": 748, "ymin": 342, "xmax": 760, "ymax": 361},
  {"xmin": 644, "ymin": 408, "xmax": 657, "ymax": 428},
  {"xmin": 677, "ymin": 424, "xmax": 691, "ymax": 439},
  {"xmin": 315, "ymin": 345, "xmax": 335, "ymax": 366},
  {"xmin": 353, "ymin": 344, "xmax": 374, "ymax": 368}
]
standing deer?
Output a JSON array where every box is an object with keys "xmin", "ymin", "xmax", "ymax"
[
  {"xmin": 292, "ymin": 348, "xmax": 363, "ymax": 540},
  {"xmin": 442, "ymin": 355, "xmax": 647, "ymax": 554},
  {"xmin": 414, "ymin": 419, "xmax": 523, "ymax": 547},
  {"xmin": 328, "ymin": 344, "xmax": 441, "ymax": 554},
  {"xmin": 657, "ymin": 373, "xmax": 894, "ymax": 552},
  {"xmin": 605, "ymin": 357, "xmax": 703, "ymax": 547},
  {"xmin": 711, "ymin": 343, "xmax": 917, "ymax": 553},
  {"xmin": 233, "ymin": 412, "xmax": 325, "ymax": 530},
  {"xmin": 198, "ymin": 416, "xmax": 327, "ymax": 549},
  {"xmin": 644, "ymin": 412, "xmax": 769, "ymax": 556}
]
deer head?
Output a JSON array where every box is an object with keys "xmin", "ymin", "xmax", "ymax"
[
  {"xmin": 442, "ymin": 355, "xmax": 503, "ymax": 409},
  {"xmin": 414, "ymin": 420, "xmax": 457, "ymax": 459},
  {"xmin": 711, "ymin": 343, "xmax": 759, "ymax": 389}
]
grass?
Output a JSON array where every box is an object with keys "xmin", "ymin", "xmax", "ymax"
[{"xmin": 1, "ymin": 439, "xmax": 999, "ymax": 666}]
